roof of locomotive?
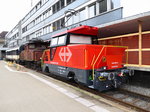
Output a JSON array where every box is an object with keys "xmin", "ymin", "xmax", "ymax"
[{"xmin": 52, "ymin": 25, "xmax": 98, "ymax": 38}]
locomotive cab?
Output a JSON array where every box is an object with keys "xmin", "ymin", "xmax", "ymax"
[
  {"xmin": 50, "ymin": 26, "xmax": 98, "ymax": 48},
  {"xmin": 50, "ymin": 33, "xmax": 97, "ymax": 47},
  {"xmin": 42, "ymin": 25, "xmax": 130, "ymax": 91},
  {"xmin": 50, "ymin": 33, "xmax": 98, "ymax": 60}
]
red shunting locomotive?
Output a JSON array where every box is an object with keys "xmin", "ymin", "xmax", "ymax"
[{"xmin": 42, "ymin": 25, "xmax": 130, "ymax": 91}]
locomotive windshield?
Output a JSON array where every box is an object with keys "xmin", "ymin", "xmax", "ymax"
[
  {"xmin": 50, "ymin": 33, "xmax": 96, "ymax": 47},
  {"xmin": 50, "ymin": 35, "xmax": 67, "ymax": 47},
  {"xmin": 29, "ymin": 44, "xmax": 35, "ymax": 49}
]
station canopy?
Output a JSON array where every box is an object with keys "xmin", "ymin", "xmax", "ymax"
[{"xmin": 97, "ymin": 11, "xmax": 150, "ymax": 38}]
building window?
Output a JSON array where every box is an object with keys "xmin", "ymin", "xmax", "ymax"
[
  {"xmin": 35, "ymin": 30, "xmax": 42, "ymax": 37},
  {"xmin": 67, "ymin": 15, "xmax": 73, "ymax": 26},
  {"xmin": 67, "ymin": 0, "xmax": 72, "ymax": 5},
  {"xmin": 79, "ymin": 8, "xmax": 86, "ymax": 21},
  {"xmin": 56, "ymin": 20, "xmax": 61, "ymax": 30},
  {"xmin": 52, "ymin": 4, "xmax": 56, "ymax": 13},
  {"xmin": 52, "ymin": 0, "xmax": 65, "ymax": 14},
  {"xmin": 52, "ymin": 22, "xmax": 57, "ymax": 31},
  {"xmin": 111, "ymin": 0, "xmax": 120, "ymax": 9},
  {"xmin": 29, "ymin": 33, "xmax": 35, "ymax": 40},
  {"xmin": 17, "ymin": 32, "xmax": 19, "ymax": 37},
  {"xmin": 73, "ymin": 13, "xmax": 79, "ymax": 24},
  {"xmin": 52, "ymin": 18, "xmax": 65, "ymax": 31},
  {"xmin": 26, "ymin": 35, "xmax": 29, "ymax": 41},
  {"xmin": 60, "ymin": 0, "xmax": 65, "ymax": 8},
  {"xmin": 22, "ymin": 26, "xmax": 27, "ymax": 33},
  {"xmin": 99, "ymin": 0, "xmax": 107, "ymax": 13},
  {"xmin": 89, "ymin": 3, "xmax": 96, "ymax": 18},
  {"xmin": 47, "ymin": 25, "xmax": 50, "ymax": 33},
  {"xmin": 56, "ymin": 1, "xmax": 60, "ymax": 11},
  {"xmin": 60, "ymin": 18, "xmax": 65, "ymax": 28},
  {"xmin": 47, "ymin": 8, "xmax": 52, "ymax": 17},
  {"xmin": 43, "ymin": 27, "xmax": 47, "ymax": 35},
  {"xmin": 67, "ymin": 0, "xmax": 75, "ymax": 5},
  {"xmin": 50, "ymin": 25, "xmax": 53, "ymax": 32},
  {"xmin": 52, "ymin": 1, "xmax": 60, "ymax": 14},
  {"xmin": 43, "ymin": 12, "xmax": 47, "ymax": 20},
  {"xmin": 30, "ymin": 8, "xmax": 35, "ymax": 15}
]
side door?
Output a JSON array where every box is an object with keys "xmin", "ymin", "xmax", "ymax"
[{"xmin": 50, "ymin": 47, "xmax": 57, "ymax": 61}]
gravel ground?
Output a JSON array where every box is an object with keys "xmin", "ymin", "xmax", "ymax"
[{"xmin": 122, "ymin": 84, "xmax": 150, "ymax": 96}]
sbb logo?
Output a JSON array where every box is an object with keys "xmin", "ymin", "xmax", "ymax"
[{"xmin": 59, "ymin": 47, "xmax": 72, "ymax": 62}]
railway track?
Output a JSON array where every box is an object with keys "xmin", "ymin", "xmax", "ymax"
[
  {"xmin": 100, "ymin": 89, "xmax": 150, "ymax": 112},
  {"xmin": 17, "ymin": 64, "xmax": 150, "ymax": 112},
  {"xmin": 43, "ymin": 72, "xmax": 150, "ymax": 112}
]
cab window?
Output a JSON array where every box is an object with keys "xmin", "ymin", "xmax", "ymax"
[
  {"xmin": 51, "ymin": 38, "xmax": 58, "ymax": 46},
  {"xmin": 50, "ymin": 35, "xmax": 67, "ymax": 47},
  {"xmin": 70, "ymin": 34, "xmax": 92, "ymax": 44},
  {"xmin": 29, "ymin": 44, "xmax": 35, "ymax": 49},
  {"xmin": 58, "ymin": 35, "xmax": 66, "ymax": 45}
]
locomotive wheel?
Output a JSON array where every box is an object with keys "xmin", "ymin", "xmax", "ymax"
[
  {"xmin": 74, "ymin": 75, "xmax": 79, "ymax": 83},
  {"xmin": 45, "ymin": 67, "xmax": 50, "ymax": 73}
]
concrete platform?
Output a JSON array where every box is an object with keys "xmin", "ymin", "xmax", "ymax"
[{"xmin": 0, "ymin": 61, "xmax": 135, "ymax": 112}]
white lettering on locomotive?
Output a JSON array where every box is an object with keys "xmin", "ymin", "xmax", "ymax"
[
  {"xmin": 112, "ymin": 62, "xmax": 119, "ymax": 64},
  {"xmin": 50, "ymin": 62, "xmax": 59, "ymax": 65}
]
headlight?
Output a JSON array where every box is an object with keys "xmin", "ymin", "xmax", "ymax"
[
  {"xmin": 122, "ymin": 64, "xmax": 126, "ymax": 67},
  {"xmin": 103, "ymin": 66, "xmax": 107, "ymax": 70},
  {"xmin": 95, "ymin": 66, "xmax": 107, "ymax": 72}
]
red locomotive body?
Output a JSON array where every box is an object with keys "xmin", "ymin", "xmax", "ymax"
[
  {"xmin": 43, "ymin": 45, "xmax": 125, "ymax": 70},
  {"xmin": 42, "ymin": 26, "xmax": 130, "ymax": 91}
]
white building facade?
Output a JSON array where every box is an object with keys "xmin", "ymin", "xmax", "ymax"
[{"xmin": 6, "ymin": 0, "xmax": 122, "ymax": 48}]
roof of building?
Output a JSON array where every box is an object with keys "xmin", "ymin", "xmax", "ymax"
[
  {"xmin": 97, "ymin": 11, "xmax": 150, "ymax": 38},
  {"xmin": 0, "ymin": 31, "xmax": 8, "ymax": 39}
]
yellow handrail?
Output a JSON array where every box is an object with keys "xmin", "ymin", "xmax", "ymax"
[
  {"xmin": 92, "ymin": 46, "xmax": 105, "ymax": 80},
  {"xmin": 84, "ymin": 49, "xmax": 88, "ymax": 68},
  {"xmin": 126, "ymin": 46, "xmax": 129, "ymax": 65},
  {"xmin": 91, "ymin": 55, "xmax": 96, "ymax": 66}
]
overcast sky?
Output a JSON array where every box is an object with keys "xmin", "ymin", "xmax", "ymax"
[
  {"xmin": 121, "ymin": 0, "xmax": 150, "ymax": 17},
  {"xmin": 0, "ymin": 0, "xmax": 39, "ymax": 32},
  {"xmin": 0, "ymin": 0, "xmax": 150, "ymax": 32}
]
